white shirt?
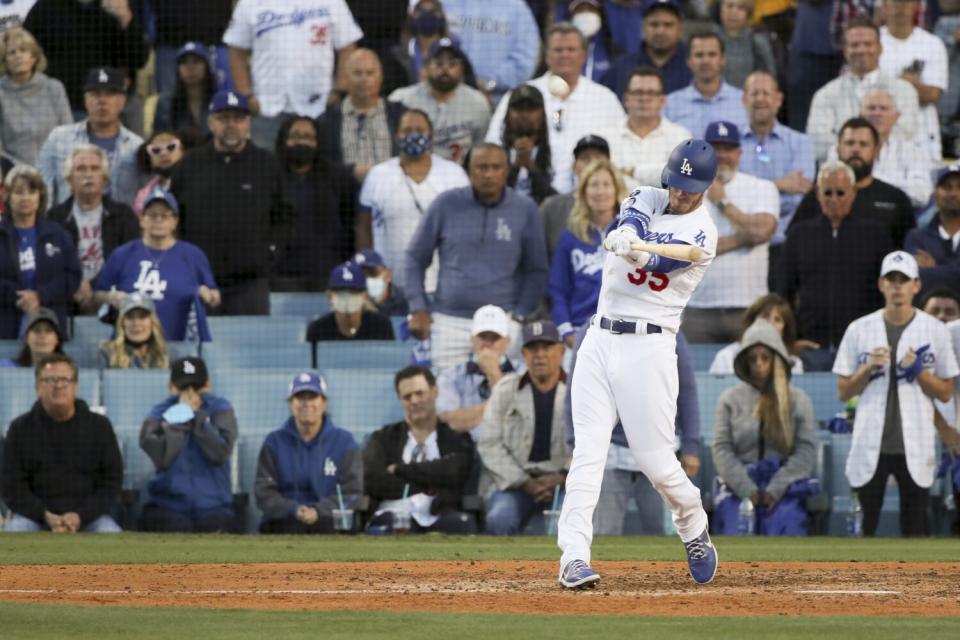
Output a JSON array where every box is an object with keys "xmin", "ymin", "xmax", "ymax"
[
  {"xmin": 833, "ymin": 309, "xmax": 959, "ymax": 488},
  {"xmin": 72, "ymin": 202, "xmax": 104, "ymax": 282},
  {"xmin": 596, "ymin": 187, "xmax": 718, "ymax": 330},
  {"xmin": 0, "ymin": 0, "xmax": 35, "ymax": 30},
  {"xmin": 223, "ymin": 0, "xmax": 363, "ymax": 118},
  {"xmin": 485, "ymin": 73, "xmax": 624, "ymax": 193},
  {"xmin": 940, "ymin": 224, "xmax": 960, "ymax": 252},
  {"xmin": 880, "ymin": 26, "xmax": 948, "ymax": 164},
  {"xmin": 709, "ymin": 342, "xmax": 804, "ymax": 375},
  {"xmin": 605, "ymin": 116, "xmax": 691, "ymax": 191},
  {"xmin": 937, "ymin": 319, "xmax": 960, "ymax": 430},
  {"xmin": 359, "ymin": 155, "xmax": 469, "ymax": 292},
  {"xmin": 689, "ymin": 171, "xmax": 778, "ymax": 309},
  {"xmin": 826, "ymin": 136, "xmax": 933, "ymax": 207},
  {"xmin": 376, "ymin": 430, "xmax": 440, "ymax": 527}
]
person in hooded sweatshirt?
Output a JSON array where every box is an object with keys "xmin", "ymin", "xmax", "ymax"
[
  {"xmin": 139, "ymin": 356, "xmax": 238, "ymax": 532},
  {"xmin": 254, "ymin": 372, "xmax": 362, "ymax": 534},
  {"xmin": 711, "ymin": 317, "xmax": 818, "ymax": 536}
]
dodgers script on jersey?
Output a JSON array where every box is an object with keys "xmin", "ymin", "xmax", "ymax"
[{"xmin": 596, "ymin": 187, "xmax": 718, "ymax": 331}]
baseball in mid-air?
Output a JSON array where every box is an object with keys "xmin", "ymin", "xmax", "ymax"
[{"xmin": 547, "ymin": 74, "xmax": 570, "ymax": 98}]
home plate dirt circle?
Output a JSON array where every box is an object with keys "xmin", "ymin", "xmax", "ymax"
[{"xmin": 0, "ymin": 561, "xmax": 958, "ymax": 617}]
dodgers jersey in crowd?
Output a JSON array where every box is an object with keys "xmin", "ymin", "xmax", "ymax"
[
  {"xmin": 833, "ymin": 310, "xmax": 960, "ymax": 488},
  {"xmin": 597, "ymin": 187, "xmax": 718, "ymax": 331},
  {"xmin": 937, "ymin": 319, "xmax": 960, "ymax": 429}
]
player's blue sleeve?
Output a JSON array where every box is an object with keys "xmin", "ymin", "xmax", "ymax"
[
  {"xmin": 644, "ymin": 241, "xmax": 693, "ymax": 273},
  {"xmin": 675, "ymin": 332, "xmax": 702, "ymax": 455},
  {"xmin": 498, "ymin": 3, "xmax": 539, "ymax": 88},
  {"xmin": 548, "ymin": 234, "xmax": 576, "ymax": 337}
]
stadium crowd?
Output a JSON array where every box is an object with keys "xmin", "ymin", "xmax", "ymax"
[{"xmin": 0, "ymin": 0, "xmax": 959, "ymax": 537}]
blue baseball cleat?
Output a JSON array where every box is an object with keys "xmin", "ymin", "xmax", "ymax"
[
  {"xmin": 684, "ymin": 528, "xmax": 718, "ymax": 584},
  {"xmin": 559, "ymin": 560, "xmax": 600, "ymax": 589}
]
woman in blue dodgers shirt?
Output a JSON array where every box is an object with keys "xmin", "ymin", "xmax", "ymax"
[
  {"xmin": 548, "ymin": 158, "xmax": 627, "ymax": 347},
  {"xmin": 94, "ymin": 188, "xmax": 220, "ymax": 341},
  {"xmin": 255, "ymin": 372, "xmax": 363, "ymax": 534}
]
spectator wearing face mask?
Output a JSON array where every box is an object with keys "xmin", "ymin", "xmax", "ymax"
[
  {"xmin": 307, "ymin": 262, "xmax": 395, "ymax": 342},
  {"xmin": 352, "ymin": 249, "xmax": 408, "ymax": 317}
]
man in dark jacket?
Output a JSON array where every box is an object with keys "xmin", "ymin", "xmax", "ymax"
[
  {"xmin": 2, "ymin": 353, "xmax": 122, "ymax": 532},
  {"xmin": 170, "ymin": 90, "xmax": 292, "ymax": 314},
  {"xmin": 363, "ymin": 365, "xmax": 477, "ymax": 533},
  {"xmin": 905, "ymin": 165, "xmax": 960, "ymax": 297}
]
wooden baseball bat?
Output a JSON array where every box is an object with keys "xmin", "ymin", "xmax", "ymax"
[{"xmin": 629, "ymin": 240, "xmax": 704, "ymax": 263}]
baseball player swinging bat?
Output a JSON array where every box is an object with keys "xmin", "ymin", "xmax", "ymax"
[{"xmin": 629, "ymin": 240, "xmax": 704, "ymax": 263}]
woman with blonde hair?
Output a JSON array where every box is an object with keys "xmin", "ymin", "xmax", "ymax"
[
  {"xmin": 98, "ymin": 293, "xmax": 171, "ymax": 370},
  {"xmin": 0, "ymin": 27, "xmax": 72, "ymax": 165},
  {"xmin": 548, "ymin": 158, "xmax": 627, "ymax": 347}
]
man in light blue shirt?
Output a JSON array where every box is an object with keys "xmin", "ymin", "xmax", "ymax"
[{"xmin": 663, "ymin": 32, "xmax": 745, "ymax": 137}]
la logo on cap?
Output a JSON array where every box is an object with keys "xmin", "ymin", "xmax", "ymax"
[
  {"xmin": 680, "ymin": 158, "xmax": 693, "ymax": 175},
  {"xmin": 342, "ymin": 267, "xmax": 353, "ymax": 280},
  {"xmin": 227, "ymin": 92, "xmax": 239, "ymax": 106},
  {"xmin": 717, "ymin": 123, "xmax": 728, "ymax": 136},
  {"xmin": 98, "ymin": 69, "xmax": 108, "ymax": 83},
  {"xmin": 893, "ymin": 253, "xmax": 904, "ymax": 262},
  {"xmin": 183, "ymin": 361, "xmax": 196, "ymax": 374},
  {"xmin": 299, "ymin": 373, "xmax": 311, "ymax": 382}
]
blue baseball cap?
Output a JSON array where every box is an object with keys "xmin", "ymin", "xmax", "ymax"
[
  {"xmin": 209, "ymin": 90, "xmax": 250, "ymax": 115},
  {"xmin": 329, "ymin": 262, "xmax": 366, "ymax": 291},
  {"xmin": 936, "ymin": 163, "xmax": 960, "ymax": 186},
  {"xmin": 427, "ymin": 36, "xmax": 467, "ymax": 62},
  {"xmin": 643, "ymin": 0, "xmax": 681, "ymax": 17},
  {"xmin": 176, "ymin": 42, "xmax": 209, "ymax": 62},
  {"xmin": 352, "ymin": 249, "xmax": 386, "ymax": 269},
  {"xmin": 705, "ymin": 121, "xmax": 741, "ymax": 146},
  {"xmin": 288, "ymin": 371, "xmax": 328, "ymax": 398},
  {"xmin": 142, "ymin": 187, "xmax": 180, "ymax": 215},
  {"xmin": 522, "ymin": 320, "xmax": 561, "ymax": 347}
]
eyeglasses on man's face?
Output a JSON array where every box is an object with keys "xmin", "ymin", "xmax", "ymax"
[{"xmin": 39, "ymin": 376, "xmax": 77, "ymax": 386}]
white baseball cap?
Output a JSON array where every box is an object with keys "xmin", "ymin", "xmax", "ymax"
[
  {"xmin": 880, "ymin": 250, "xmax": 919, "ymax": 280},
  {"xmin": 471, "ymin": 305, "xmax": 509, "ymax": 337}
]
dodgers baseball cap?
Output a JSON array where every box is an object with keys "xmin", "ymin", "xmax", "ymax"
[
  {"xmin": 573, "ymin": 134, "xmax": 610, "ymax": 158},
  {"xmin": 428, "ymin": 36, "xmax": 467, "ymax": 61},
  {"xmin": 171, "ymin": 357, "xmax": 209, "ymax": 389},
  {"xmin": 176, "ymin": 42, "xmax": 208, "ymax": 62},
  {"xmin": 936, "ymin": 163, "xmax": 960, "ymax": 186},
  {"xmin": 880, "ymin": 250, "xmax": 919, "ymax": 279},
  {"xmin": 119, "ymin": 292, "xmax": 156, "ymax": 317},
  {"xmin": 472, "ymin": 305, "xmax": 510, "ymax": 337},
  {"xmin": 352, "ymin": 249, "xmax": 386, "ymax": 269},
  {"xmin": 209, "ymin": 90, "xmax": 251, "ymax": 115},
  {"xmin": 288, "ymin": 371, "xmax": 328, "ymax": 398},
  {"xmin": 643, "ymin": 0, "xmax": 681, "ymax": 17},
  {"xmin": 328, "ymin": 262, "xmax": 366, "ymax": 291},
  {"xmin": 705, "ymin": 121, "xmax": 741, "ymax": 146},
  {"xmin": 142, "ymin": 187, "xmax": 180, "ymax": 216},
  {"xmin": 508, "ymin": 84, "xmax": 545, "ymax": 109},
  {"xmin": 84, "ymin": 66, "xmax": 124, "ymax": 93},
  {"xmin": 522, "ymin": 320, "xmax": 561, "ymax": 347}
]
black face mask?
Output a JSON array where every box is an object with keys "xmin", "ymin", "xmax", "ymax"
[
  {"xmin": 411, "ymin": 11, "xmax": 444, "ymax": 36},
  {"xmin": 286, "ymin": 144, "xmax": 317, "ymax": 166},
  {"xmin": 154, "ymin": 164, "xmax": 176, "ymax": 178}
]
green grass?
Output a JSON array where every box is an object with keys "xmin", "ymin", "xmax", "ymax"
[
  {"xmin": 1, "ymin": 533, "xmax": 959, "ymax": 565},
  {"xmin": 1, "ymin": 604, "xmax": 955, "ymax": 640}
]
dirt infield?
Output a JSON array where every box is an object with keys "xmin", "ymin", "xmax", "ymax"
[{"xmin": 1, "ymin": 561, "xmax": 958, "ymax": 616}]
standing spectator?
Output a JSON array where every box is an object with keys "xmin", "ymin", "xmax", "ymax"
[
  {"xmin": 352, "ymin": 249, "xmax": 408, "ymax": 317},
  {"xmin": 0, "ymin": 165, "xmax": 80, "ymax": 340},
  {"xmin": 388, "ymin": 38, "xmax": 490, "ymax": 163},
  {"xmin": 786, "ymin": 0, "xmax": 844, "ymax": 132},
  {"xmin": 1, "ymin": 353, "xmax": 123, "ymax": 533},
  {"xmin": 307, "ymin": 262, "xmax": 394, "ymax": 342},
  {"xmin": 663, "ymin": 32, "xmax": 746, "ymax": 137},
  {"xmin": 170, "ymin": 90, "xmax": 290, "ymax": 315},
  {"xmin": 345, "ymin": 0, "xmax": 409, "ymax": 65},
  {"xmin": 356, "ymin": 108, "xmax": 468, "ymax": 284},
  {"xmin": 97, "ymin": 293, "xmax": 170, "ymax": 370},
  {"xmin": 492, "ymin": 85, "xmax": 555, "ymax": 205},
  {"xmin": 405, "ymin": 144, "xmax": 549, "ymax": 369},
  {"xmin": 604, "ymin": 66, "xmax": 691, "ymax": 191},
  {"xmin": 566, "ymin": 0, "xmax": 621, "ymax": 84},
  {"xmin": 0, "ymin": 27, "xmax": 71, "ymax": 166},
  {"xmin": 47, "ymin": 145, "xmax": 139, "ymax": 312},
  {"xmin": 711, "ymin": 318, "xmax": 818, "ymax": 535},
  {"xmin": 715, "ymin": 0, "xmax": 776, "ymax": 89},
  {"xmin": 835, "ymin": 251, "xmax": 959, "ymax": 536},
  {"xmin": 479, "ymin": 321, "xmax": 570, "ymax": 535},
  {"xmin": 0, "ymin": 307, "xmax": 64, "ymax": 368},
  {"xmin": 549, "ymin": 158, "xmax": 627, "ymax": 344},
  {"xmin": 382, "ymin": 0, "xmax": 461, "ymax": 98},
  {"xmin": 486, "ymin": 22, "xmax": 625, "ymax": 194},
  {"xmin": 806, "ymin": 18, "xmax": 920, "ymax": 162},
  {"xmin": 879, "ymin": 0, "xmax": 947, "ymax": 164},
  {"xmin": 95, "ymin": 189, "xmax": 219, "ymax": 342},
  {"xmin": 36, "ymin": 66, "xmax": 143, "ymax": 207},
  {"xmin": 139, "ymin": 357, "xmax": 239, "ymax": 533},
  {"xmin": 709, "ymin": 293, "xmax": 805, "ymax": 374},
  {"xmin": 152, "ymin": 43, "xmax": 216, "ymax": 141},
  {"xmin": 224, "ymin": 0, "xmax": 363, "ymax": 149},
  {"xmin": 255, "ymin": 372, "xmax": 363, "ymax": 534},
  {"xmin": 132, "ymin": 130, "xmax": 187, "ymax": 215},
  {"xmin": 935, "ymin": 4, "xmax": 960, "ymax": 136},
  {"xmin": 921, "ymin": 288, "xmax": 960, "ymax": 323},
  {"xmin": 0, "ymin": 1, "xmax": 36, "ymax": 33},
  {"xmin": 779, "ymin": 161, "xmax": 893, "ymax": 370},
  {"xmin": 905, "ymin": 165, "xmax": 960, "ymax": 295},
  {"xmin": 149, "ymin": 1, "xmax": 232, "ymax": 98},
  {"xmin": 684, "ymin": 121, "xmax": 778, "ymax": 344},
  {"xmin": 364, "ymin": 365, "xmax": 478, "ymax": 534}
]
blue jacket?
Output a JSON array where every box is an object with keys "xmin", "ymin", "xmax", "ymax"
[
  {"xmin": 549, "ymin": 228, "xmax": 604, "ymax": 337},
  {"xmin": 904, "ymin": 215, "xmax": 960, "ymax": 293},
  {"xmin": 140, "ymin": 393, "xmax": 238, "ymax": 515},
  {"xmin": 405, "ymin": 186, "xmax": 549, "ymax": 318},
  {"xmin": 254, "ymin": 415, "xmax": 362, "ymax": 522},
  {"xmin": 0, "ymin": 215, "xmax": 81, "ymax": 339}
]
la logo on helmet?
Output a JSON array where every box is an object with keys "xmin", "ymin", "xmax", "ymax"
[{"xmin": 680, "ymin": 158, "xmax": 693, "ymax": 175}]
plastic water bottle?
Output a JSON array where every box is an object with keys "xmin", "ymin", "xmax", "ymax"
[
  {"xmin": 737, "ymin": 498, "xmax": 755, "ymax": 535},
  {"xmin": 846, "ymin": 492, "xmax": 864, "ymax": 537}
]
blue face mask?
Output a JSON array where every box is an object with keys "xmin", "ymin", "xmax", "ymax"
[
  {"xmin": 411, "ymin": 11, "xmax": 444, "ymax": 36},
  {"xmin": 400, "ymin": 132, "xmax": 432, "ymax": 157}
]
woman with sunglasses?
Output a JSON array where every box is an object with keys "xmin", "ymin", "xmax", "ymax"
[{"xmin": 133, "ymin": 130, "xmax": 185, "ymax": 214}]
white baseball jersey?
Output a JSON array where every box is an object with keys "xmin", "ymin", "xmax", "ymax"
[
  {"xmin": 937, "ymin": 319, "xmax": 960, "ymax": 429},
  {"xmin": 834, "ymin": 309, "xmax": 960, "ymax": 488},
  {"xmin": 596, "ymin": 187, "xmax": 718, "ymax": 331}
]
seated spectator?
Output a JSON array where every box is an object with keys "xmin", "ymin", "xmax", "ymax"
[
  {"xmin": 494, "ymin": 85, "xmax": 556, "ymax": 205},
  {"xmin": 47, "ymin": 144, "xmax": 140, "ymax": 312},
  {"xmin": 920, "ymin": 287, "xmax": 960, "ymax": 323},
  {"xmin": 715, "ymin": 0, "xmax": 775, "ymax": 89},
  {"xmin": 352, "ymin": 249, "xmax": 408, "ymax": 317},
  {"xmin": 436, "ymin": 305, "xmax": 519, "ymax": 438},
  {"xmin": 0, "ymin": 165, "xmax": 81, "ymax": 340},
  {"xmin": 905, "ymin": 165, "xmax": 960, "ymax": 295},
  {"xmin": 95, "ymin": 188, "xmax": 219, "ymax": 342},
  {"xmin": 153, "ymin": 42, "xmax": 214, "ymax": 140},
  {"xmin": 1, "ymin": 353, "xmax": 122, "ymax": 533},
  {"xmin": 709, "ymin": 293, "xmax": 805, "ymax": 375},
  {"xmin": 307, "ymin": 262, "xmax": 394, "ymax": 342},
  {"xmin": 139, "ymin": 357, "xmax": 239, "ymax": 533},
  {"xmin": 0, "ymin": 27, "xmax": 72, "ymax": 166},
  {"xmin": 98, "ymin": 293, "xmax": 170, "ymax": 370},
  {"xmin": 550, "ymin": 158, "xmax": 626, "ymax": 345},
  {"xmin": 0, "ymin": 307, "xmax": 65, "ymax": 368},
  {"xmin": 36, "ymin": 66, "xmax": 143, "ymax": 207},
  {"xmin": 479, "ymin": 321, "xmax": 570, "ymax": 535},
  {"xmin": 711, "ymin": 318, "xmax": 817, "ymax": 535},
  {"xmin": 363, "ymin": 365, "xmax": 477, "ymax": 534},
  {"xmin": 133, "ymin": 130, "xmax": 187, "ymax": 215},
  {"xmin": 255, "ymin": 372, "xmax": 362, "ymax": 534}
]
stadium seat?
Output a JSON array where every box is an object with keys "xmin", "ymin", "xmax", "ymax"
[
  {"xmin": 0, "ymin": 339, "xmax": 20, "ymax": 361},
  {"xmin": 69, "ymin": 316, "xmax": 111, "ymax": 348},
  {"xmin": 688, "ymin": 342, "xmax": 725, "ymax": 371},
  {"xmin": 321, "ymin": 367, "xmax": 404, "ymax": 438},
  {"xmin": 269, "ymin": 292, "xmax": 330, "ymax": 318},
  {"xmin": 213, "ymin": 369, "xmax": 300, "ymax": 437},
  {"xmin": 0, "ymin": 368, "xmax": 99, "ymax": 432},
  {"xmin": 202, "ymin": 342, "xmax": 312, "ymax": 370},
  {"xmin": 101, "ymin": 369, "xmax": 170, "ymax": 433},
  {"xmin": 693, "ymin": 372, "xmax": 737, "ymax": 442},
  {"xmin": 313, "ymin": 341, "xmax": 411, "ymax": 369},
  {"xmin": 206, "ymin": 316, "xmax": 307, "ymax": 345}
]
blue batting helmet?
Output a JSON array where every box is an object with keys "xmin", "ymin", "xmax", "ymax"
[{"xmin": 661, "ymin": 139, "xmax": 718, "ymax": 194}]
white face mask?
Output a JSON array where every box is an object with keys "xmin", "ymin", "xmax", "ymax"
[
  {"xmin": 572, "ymin": 12, "xmax": 602, "ymax": 39},
  {"xmin": 331, "ymin": 291, "xmax": 366, "ymax": 314},
  {"xmin": 366, "ymin": 276, "xmax": 387, "ymax": 301}
]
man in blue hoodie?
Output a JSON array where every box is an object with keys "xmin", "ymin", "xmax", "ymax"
[
  {"xmin": 255, "ymin": 372, "xmax": 362, "ymax": 534},
  {"xmin": 139, "ymin": 357, "xmax": 239, "ymax": 532}
]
